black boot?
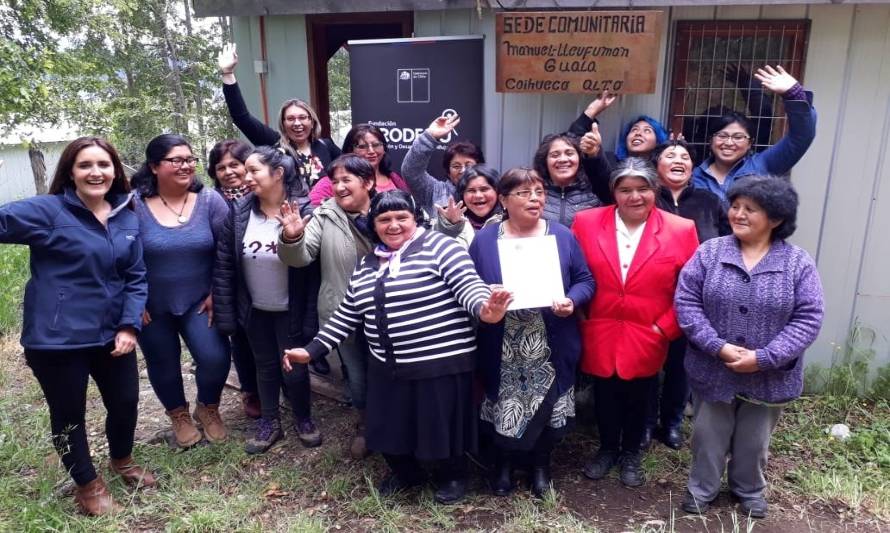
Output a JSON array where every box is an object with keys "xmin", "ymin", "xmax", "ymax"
[
  {"xmin": 434, "ymin": 478, "xmax": 467, "ymax": 505},
  {"xmin": 490, "ymin": 451, "xmax": 512, "ymax": 496},
  {"xmin": 530, "ymin": 446, "xmax": 553, "ymax": 498},
  {"xmin": 378, "ymin": 454, "xmax": 425, "ymax": 496}
]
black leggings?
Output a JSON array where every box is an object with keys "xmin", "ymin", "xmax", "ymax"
[
  {"xmin": 25, "ymin": 344, "xmax": 139, "ymax": 486},
  {"xmin": 245, "ymin": 309, "xmax": 311, "ymax": 421}
]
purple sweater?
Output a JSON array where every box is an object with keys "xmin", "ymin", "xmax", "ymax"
[{"xmin": 674, "ymin": 236, "xmax": 824, "ymax": 403}]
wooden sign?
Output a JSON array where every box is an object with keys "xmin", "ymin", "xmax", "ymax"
[{"xmin": 496, "ymin": 11, "xmax": 663, "ymax": 94}]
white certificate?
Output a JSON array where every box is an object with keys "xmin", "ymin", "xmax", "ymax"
[{"xmin": 497, "ymin": 235, "xmax": 565, "ymax": 310}]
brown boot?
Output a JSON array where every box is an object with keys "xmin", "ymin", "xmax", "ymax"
[
  {"xmin": 74, "ymin": 476, "xmax": 121, "ymax": 516},
  {"xmin": 110, "ymin": 455, "xmax": 157, "ymax": 488},
  {"xmin": 166, "ymin": 404, "xmax": 202, "ymax": 448},
  {"xmin": 193, "ymin": 402, "xmax": 227, "ymax": 443},
  {"xmin": 349, "ymin": 410, "xmax": 370, "ymax": 459},
  {"xmin": 241, "ymin": 392, "xmax": 261, "ymax": 419}
]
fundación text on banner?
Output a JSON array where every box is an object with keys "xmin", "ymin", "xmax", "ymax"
[{"xmin": 496, "ymin": 11, "xmax": 664, "ymax": 94}]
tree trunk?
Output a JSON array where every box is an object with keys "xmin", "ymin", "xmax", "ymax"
[
  {"xmin": 155, "ymin": 1, "xmax": 189, "ymax": 134},
  {"xmin": 28, "ymin": 139, "xmax": 48, "ymax": 195}
]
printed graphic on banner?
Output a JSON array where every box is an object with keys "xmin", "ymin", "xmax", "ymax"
[
  {"xmin": 396, "ymin": 68, "xmax": 431, "ymax": 103},
  {"xmin": 350, "ymin": 37, "xmax": 483, "ymax": 180}
]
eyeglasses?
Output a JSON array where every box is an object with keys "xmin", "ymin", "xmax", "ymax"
[
  {"xmin": 449, "ymin": 163, "xmax": 474, "ymax": 172},
  {"xmin": 713, "ymin": 132, "xmax": 751, "ymax": 142},
  {"xmin": 162, "ymin": 157, "xmax": 200, "ymax": 167},
  {"xmin": 509, "ymin": 189, "xmax": 546, "ymax": 199},
  {"xmin": 354, "ymin": 141, "xmax": 384, "ymax": 151}
]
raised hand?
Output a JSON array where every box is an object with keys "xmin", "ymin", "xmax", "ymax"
[
  {"xmin": 427, "ymin": 114, "xmax": 460, "ymax": 140},
  {"xmin": 579, "ymin": 123, "xmax": 602, "ymax": 157},
  {"xmin": 436, "ymin": 197, "xmax": 467, "ymax": 225},
  {"xmin": 668, "ymin": 130, "xmax": 685, "ymax": 141},
  {"xmin": 218, "ymin": 42, "xmax": 238, "ymax": 74},
  {"xmin": 282, "ymin": 348, "xmax": 311, "ymax": 372},
  {"xmin": 754, "ymin": 65, "xmax": 798, "ymax": 95},
  {"xmin": 275, "ymin": 200, "xmax": 311, "ymax": 241},
  {"xmin": 479, "ymin": 286, "xmax": 513, "ymax": 324},
  {"xmin": 584, "ymin": 90, "xmax": 618, "ymax": 119}
]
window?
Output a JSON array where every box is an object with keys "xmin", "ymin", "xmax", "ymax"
[{"xmin": 668, "ymin": 20, "xmax": 810, "ymax": 163}]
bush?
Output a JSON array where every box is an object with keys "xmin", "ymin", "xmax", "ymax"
[{"xmin": 0, "ymin": 245, "xmax": 29, "ymax": 336}]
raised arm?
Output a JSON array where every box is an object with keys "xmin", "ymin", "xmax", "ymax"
[
  {"xmin": 752, "ymin": 65, "xmax": 817, "ymax": 175},
  {"xmin": 218, "ymin": 43, "xmax": 280, "ymax": 147},
  {"xmin": 0, "ymin": 196, "xmax": 53, "ymax": 245},
  {"xmin": 401, "ymin": 115, "xmax": 457, "ymax": 209}
]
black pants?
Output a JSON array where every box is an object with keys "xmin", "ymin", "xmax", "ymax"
[
  {"xmin": 245, "ymin": 309, "xmax": 311, "ymax": 421},
  {"xmin": 230, "ymin": 325, "xmax": 258, "ymax": 395},
  {"xmin": 646, "ymin": 337, "xmax": 689, "ymax": 430},
  {"xmin": 593, "ymin": 374, "xmax": 657, "ymax": 455},
  {"xmin": 25, "ymin": 344, "xmax": 139, "ymax": 486}
]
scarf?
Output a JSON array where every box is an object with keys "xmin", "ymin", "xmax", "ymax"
[
  {"xmin": 220, "ymin": 184, "xmax": 250, "ymax": 201},
  {"xmin": 466, "ymin": 205, "xmax": 502, "ymax": 231},
  {"xmin": 373, "ymin": 226, "xmax": 426, "ymax": 278}
]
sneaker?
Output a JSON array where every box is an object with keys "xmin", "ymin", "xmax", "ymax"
[
  {"xmin": 582, "ymin": 449, "xmax": 619, "ymax": 480},
  {"xmin": 245, "ymin": 417, "xmax": 283, "ymax": 455},
  {"xmin": 618, "ymin": 451, "xmax": 645, "ymax": 487},
  {"xmin": 737, "ymin": 496, "xmax": 768, "ymax": 518},
  {"xmin": 295, "ymin": 418, "xmax": 322, "ymax": 448},
  {"xmin": 681, "ymin": 491, "xmax": 712, "ymax": 514},
  {"xmin": 166, "ymin": 404, "xmax": 202, "ymax": 448},
  {"xmin": 193, "ymin": 402, "xmax": 227, "ymax": 443}
]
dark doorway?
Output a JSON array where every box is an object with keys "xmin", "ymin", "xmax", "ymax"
[{"xmin": 306, "ymin": 12, "xmax": 414, "ymax": 140}]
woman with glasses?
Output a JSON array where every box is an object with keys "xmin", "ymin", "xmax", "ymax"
[
  {"xmin": 218, "ymin": 43, "xmax": 341, "ymax": 189},
  {"xmin": 693, "ymin": 65, "xmax": 816, "ymax": 201},
  {"xmin": 469, "ymin": 167, "xmax": 595, "ymax": 498},
  {"xmin": 401, "ymin": 114, "xmax": 485, "ymax": 212},
  {"xmin": 572, "ymin": 158, "xmax": 699, "ymax": 488},
  {"xmin": 131, "ymin": 134, "xmax": 232, "ymax": 448},
  {"xmin": 532, "ymin": 133, "xmax": 603, "ymax": 227},
  {"xmin": 309, "ymin": 124, "xmax": 410, "ymax": 205}
]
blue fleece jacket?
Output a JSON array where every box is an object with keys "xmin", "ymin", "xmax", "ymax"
[
  {"xmin": 693, "ymin": 95, "xmax": 817, "ymax": 201},
  {"xmin": 0, "ymin": 187, "xmax": 147, "ymax": 350}
]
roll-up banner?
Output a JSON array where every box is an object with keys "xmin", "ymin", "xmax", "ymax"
[{"xmin": 348, "ymin": 36, "xmax": 484, "ymax": 180}]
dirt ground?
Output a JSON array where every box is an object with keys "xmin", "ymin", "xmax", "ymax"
[{"xmin": 107, "ymin": 361, "xmax": 881, "ymax": 533}]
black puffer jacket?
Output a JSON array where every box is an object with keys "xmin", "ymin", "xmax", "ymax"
[
  {"xmin": 213, "ymin": 192, "xmax": 320, "ymax": 344},
  {"xmin": 656, "ymin": 185, "xmax": 730, "ymax": 243},
  {"xmin": 543, "ymin": 178, "xmax": 603, "ymax": 228}
]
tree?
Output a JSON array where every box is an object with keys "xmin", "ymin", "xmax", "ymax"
[{"xmin": 0, "ymin": 0, "xmax": 234, "ymax": 177}]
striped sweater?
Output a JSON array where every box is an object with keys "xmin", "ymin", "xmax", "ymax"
[{"xmin": 304, "ymin": 230, "xmax": 492, "ymax": 379}]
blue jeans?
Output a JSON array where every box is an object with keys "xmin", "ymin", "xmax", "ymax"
[{"xmin": 138, "ymin": 302, "xmax": 231, "ymax": 410}]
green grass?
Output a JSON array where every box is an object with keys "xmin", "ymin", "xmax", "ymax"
[
  {"xmin": 0, "ymin": 245, "xmax": 29, "ymax": 336},
  {"xmin": 771, "ymin": 395, "xmax": 890, "ymax": 519}
]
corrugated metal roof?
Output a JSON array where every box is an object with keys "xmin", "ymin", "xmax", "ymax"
[{"xmin": 193, "ymin": 0, "xmax": 889, "ymax": 18}]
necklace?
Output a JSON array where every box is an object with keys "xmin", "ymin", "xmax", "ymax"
[{"xmin": 159, "ymin": 193, "xmax": 189, "ymax": 224}]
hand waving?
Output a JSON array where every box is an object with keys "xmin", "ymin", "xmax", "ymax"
[
  {"xmin": 427, "ymin": 114, "xmax": 460, "ymax": 140},
  {"xmin": 436, "ymin": 197, "xmax": 467, "ymax": 225},
  {"xmin": 218, "ymin": 43, "xmax": 238, "ymax": 74},
  {"xmin": 276, "ymin": 200, "xmax": 311, "ymax": 241},
  {"xmin": 479, "ymin": 286, "xmax": 513, "ymax": 324},
  {"xmin": 584, "ymin": 90, "xmax": 618, "ymax": 119},
  {"xmin": 754, "ymin": 65, "xmax": 798, "ymax": 95}
]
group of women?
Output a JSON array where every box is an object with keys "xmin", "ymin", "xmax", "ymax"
[{"xmin": 1, "ymin": 56, "xmax": 823, "ymax": 518}]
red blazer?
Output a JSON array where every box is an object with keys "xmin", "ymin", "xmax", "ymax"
[{"xmin": 572, "ymin": 206, "xmax": 699, "ymax": 379}]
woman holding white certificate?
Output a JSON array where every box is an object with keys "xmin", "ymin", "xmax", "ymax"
[
  {"xmin": 469, "ymin": 168, "xmax": 595, "ymax": 498},
  {"xmin": 571, "ymin": 157, "xmax": 699, "ymax": 488}
]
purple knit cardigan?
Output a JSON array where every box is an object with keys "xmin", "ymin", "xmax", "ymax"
[{"xmin": 674, "ymin": 235, "xmax": 824, "ymax": 403}]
